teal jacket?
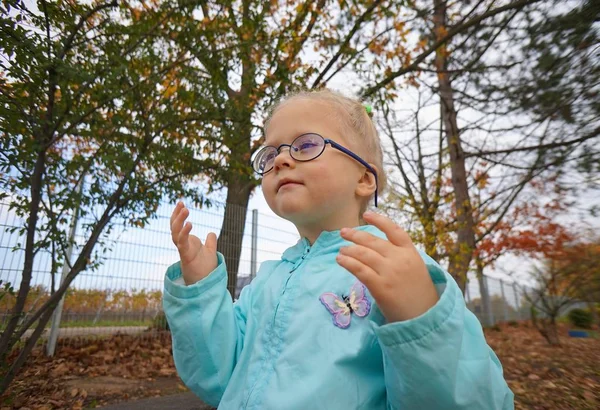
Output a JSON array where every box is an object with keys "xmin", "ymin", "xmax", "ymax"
[{"xmin": 163, "ymin": 226, "xmax": 514, "ymax": 409}]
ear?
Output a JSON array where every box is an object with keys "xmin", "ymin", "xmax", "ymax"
[{"xmin": 355, "ymin": 164, "xmax": 378, "ymax": 200}]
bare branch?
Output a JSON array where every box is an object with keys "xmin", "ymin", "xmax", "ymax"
[{"xmin": 361, "ymin": 0, "xmax": 543, "ymax": 97}]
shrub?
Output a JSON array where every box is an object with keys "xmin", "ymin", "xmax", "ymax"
[
  {"xmin": 151, "ymin": 311, "xmax": 170, "ymax": 331},
  {"xmin": 568, "ymin": 308, "xmax": 593, "ymax": 329}
]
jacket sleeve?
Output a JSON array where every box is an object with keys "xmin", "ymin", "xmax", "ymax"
[
  {"xmin": 373, "ymin": 252, "xmax": 514, "ymax": 410},
  {"xmin": 162, "ymin": 252, "xmax": 252, "ymax": 407}
]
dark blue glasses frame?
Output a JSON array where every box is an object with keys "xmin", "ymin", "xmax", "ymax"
[{"xmin": 252, "ymin": 133, "xmax": 378, "ymax": 206}]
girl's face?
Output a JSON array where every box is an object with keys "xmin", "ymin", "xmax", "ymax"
[{"xmin": 261, "ymin": 99, "xmax": 367, "ymax": 229}]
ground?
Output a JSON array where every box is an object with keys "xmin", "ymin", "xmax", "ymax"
[
  {"xmin": 0, "ymin": 331, "xmax": 186, "ymax": 409},
  {"xmin": 487, "ymin": 322, "xmax": 599, "ymax": 409},
  {"xmin": 1, "ymin": 322, "xmax": 598, "ymax": 409}
]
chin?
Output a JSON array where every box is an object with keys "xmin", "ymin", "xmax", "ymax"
[
  {"xmin": 277, "ymin": 202, "xmax": 338, "ymax": 227},
  {"xmin": 274, "ymin": 203, "xmax": 310, "ymax": 222},
  {"xmin": 270, "ymin": 198, "xmax": 313, "ymax": 221}
]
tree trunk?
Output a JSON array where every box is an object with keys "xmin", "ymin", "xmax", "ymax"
[
  {"xmin": 0, "ymin": 299, "xmax": 57, "ymax": 394},
  {"xmin": 217, "ymin": 175, "xmax": 254, "ymax": 299},
  {"xmin": 0, "ymin": 147, "xmax": 47, "ymax": 364},
  {"xmin": 0, "ymin": 53, "xmax": 59, "ymax": 371},
  {"xmin": 433, "ymin": 0, "xmax": 476, "ymax": 292},
  {"xmin": 537, "ymin": 317, "xmax": 560, "ymax": 346},
  {"xmin": 531, "ymin": 307, "xmax": 561, "ymax": 346}
]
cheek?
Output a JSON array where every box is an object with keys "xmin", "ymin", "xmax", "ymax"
[
  {"xmin": 313, "ymin": 157, "xmax": 357, "ymax": 185},
  {"xmin": 261, "ymin": 175, "xmax": 283, "ymax": 210},
  {"xmin": 308, "ymin": 160, "xmax": 333, "ymax": 177},
  {"xmin": 261, "ymin": 175, "xmax": 275, "ymax": 195}
]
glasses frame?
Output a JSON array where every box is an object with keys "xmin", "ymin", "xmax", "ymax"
[{"xmin": 252, "ymin": 133, "xmax": 379, "ymax": 207}]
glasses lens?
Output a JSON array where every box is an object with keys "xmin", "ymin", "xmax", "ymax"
[
  {"xmin": 291, "ymin": 134, "xmax": 324, "ymax": 161},
  {"xmin": 253, "ymin": 146, "xmax": 278, "ymax": 174}
]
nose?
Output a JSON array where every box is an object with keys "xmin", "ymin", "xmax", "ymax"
[{"xmin": 272, "ymin": 146, "xmax": 295, "ymax": 171}]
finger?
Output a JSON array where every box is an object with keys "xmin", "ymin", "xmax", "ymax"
[
  {"xmin": 336, "ymin": 253, "xmax": 378, "ymax": 288},
  {"xmin": 177, "ymin": 221, "xmax": 197, "ymax": 253},
  {"xmin": 170, "ymin": 203, "xmax": 186, "ymax": 234},
  {"xmin": 171, "ymin": 206, "xmax": 189, "ymax": 243},
  {"xmin": 340, "ymin": 227, "xmax": 392, "ymax": 256},
  {"xmin": 362, "ymin": 211, "xmax": 412, "ymax": 247},
  {"xmin": 170, "ymin": 202, "xmax": 185, "ymax": 226},
  {"xmin": 339, "ymin": 245, "xmax": 385, "ymax": 273},
  {"xmin": 205, "ymin": 232, "xmax": 217, "ymax": 253}
]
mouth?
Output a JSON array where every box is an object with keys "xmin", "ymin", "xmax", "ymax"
[{"xmin": 277, "ymin": 178, "xmax": 303, "ymax": 192}]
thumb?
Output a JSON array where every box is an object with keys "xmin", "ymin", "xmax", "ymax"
[{"xmin": 205, "ymin": 232, "xmax": 218, "ymax": 253}]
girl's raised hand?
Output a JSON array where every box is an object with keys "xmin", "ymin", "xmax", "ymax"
[
  {"xmin": 170, "ymin": 202, "xmax": 218, "ymax": 285},
  {"xmin": 337, "ymin": 211, "xmax": 439, "ymax": 323}
]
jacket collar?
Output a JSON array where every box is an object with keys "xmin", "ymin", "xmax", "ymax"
[{"xmin": 281, "ymin": 225, "xmax": 386, "ymax": 263}]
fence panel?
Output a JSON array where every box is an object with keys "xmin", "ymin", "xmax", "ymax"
[{"xmin": 1, "ymin": 198, "xmax": 553, "ymax": 353}]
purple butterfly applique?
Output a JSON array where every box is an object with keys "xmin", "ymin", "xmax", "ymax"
[{"xmin": 319, "ymin": 281, "xmax": 372, "ymax": 329}]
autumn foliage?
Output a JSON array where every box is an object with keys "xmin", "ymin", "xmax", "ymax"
[{"xmin": 1, "ymin": 288, "xmax": 162, "ymax": 324}]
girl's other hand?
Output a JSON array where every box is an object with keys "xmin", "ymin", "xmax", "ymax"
[
  {"xmin": 170, "ymin": 202, "xmax": 218, "ymax": 285},
  {"xmin": 337, "ymin": 212, "xmax": 439, "ymax": 323}
]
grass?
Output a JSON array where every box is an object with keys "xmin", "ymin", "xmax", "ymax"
[
  {"xmin": 0, "ymin": 319, "xmax": 153, "ymax": 331},
  {"xmin": 58, "ymin": 319, "xmax": 152, "ymax": 328}
]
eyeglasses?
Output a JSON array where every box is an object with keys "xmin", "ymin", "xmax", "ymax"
[{"xmin": 252, "ymin": 133, "xmax": 379, "ymax": 206}]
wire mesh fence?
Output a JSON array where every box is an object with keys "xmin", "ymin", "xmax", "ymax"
[
  {"xmin": 0, "ymin": 198, "xmax": 552, "ymax": 353},
  {"xmin": 465, "ymin": 274, "xmax": 535, "ymax": 326},
  {"xmin": 0, "ymin": 198, "xmax": 298, "ymax": 348}
]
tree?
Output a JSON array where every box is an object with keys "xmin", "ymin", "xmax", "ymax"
[
  {"xmin": 169, "ymin": 0, "xmax": 554, "ymax": 296},
  {"xmin": 525, "ymin": 262, "xmax": 576, "ymax": 346},
  {"xmin": 0, "ymin": 1, "xmax": 218, "ymax": 392},
  {"xmin": 552, "ymin": 241, "xmax": 600, "ymax": 326},
  {"xmin": 156, "ymin": 0, "xmax": 404, "ymax": 295},
  {"xmin": 378, "ymin": 88, "xmax": 449, "ymax": 262},
  {"xmin": 360, "ymin": 0, "xmax": 599, "ymax": 297},
  {"xmin": 131, "ymin": 289, "xmax": 150, "ymax": 322},
  {"xmin": 461, "ymin": 0, "xmax": 600, "ymax": 195},
  {"xmin": 492, "ymin": 194, "xmax": 583, "ymax": 345},
  {"xmin": 357, "ymin": 0, "xmax": 547, "ymax": 290}
]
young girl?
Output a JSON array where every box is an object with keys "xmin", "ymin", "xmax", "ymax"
[{"xmin": 164, "ymin": 90, "xmax": 514, "ymax": 409}]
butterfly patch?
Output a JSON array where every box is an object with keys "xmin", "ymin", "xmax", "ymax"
[{"xmin": 319, "ymin": 281, "xmax": 372, "ymax": 329}]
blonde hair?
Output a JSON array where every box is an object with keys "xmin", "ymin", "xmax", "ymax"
[{"xmin": 264, "ymin": 89, "xmax": 387, "ymax": 210}]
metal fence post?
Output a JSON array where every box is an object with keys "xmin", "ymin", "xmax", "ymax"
[
  {"xmin": 500, "ymin": 279, "xmax": 509, "ymax": 321},
  {"xmin": 465, "ymin": 281, "xmax": 471, "ymax": 304},
  {"xmin": 46, "ymin": 178, "xmax": 84, "ymax": 356},
  {"xmin": 512, "ymin": 282, "xmax": 521, "ymax": 320},
  {"xmin": 484, "ymin": 275, "xmax": 495, "ymax": 326},
  {"xmin": 250, "ymin": 209, "xmax": 258, "ymax": 280}
]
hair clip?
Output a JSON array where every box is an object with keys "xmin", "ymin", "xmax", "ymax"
[{"xmin": 364, "ymin": 104, "xmax": 373, "ymax": 118}]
